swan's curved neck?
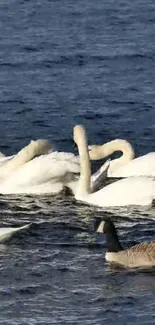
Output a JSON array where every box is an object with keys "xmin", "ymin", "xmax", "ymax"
[
  {"xmin": 101, "ymin": 139, "xmax": 135, "ymax": 174},
  {"xmin": 0, "ymin": 140, "xmax": 49, "ymax": 178},
  {"xmin": 76, "ymin": 128, "xmax": 91, "ymax": 196}
]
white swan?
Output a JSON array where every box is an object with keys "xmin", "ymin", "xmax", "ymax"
[
  {"xmin": 0, "ymin": 144, "xmax": 110, "ymax": 195},
  {"xmin": 0, "ymin": 139, "xmax": 52, "ymax": 179},
  {"xmin": 74, "ymin": 125, "xmax": 155, "ymax": 208},
  {"xmin": 0, "ymin": 223, "xmax": 31, "ymax": 242},
  {"xmin": 0, "ymin": 151, "xmax": 80, "ymax": 194},
  {"xmin": 89, "ymin": 139, "xmax": 155, "ymax": 177}
]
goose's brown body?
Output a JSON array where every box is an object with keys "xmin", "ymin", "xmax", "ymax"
[
  {"xmin": 95, "ymin": 219, "xmax": 155, "ymax": 268},
  {"xmin": 106, "ymin": 242, "xmax": 155, "ymax": 268}
]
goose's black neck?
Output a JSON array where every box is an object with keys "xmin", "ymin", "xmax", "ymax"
[{"xmin": 106, "ymin": 226, "xmax": 123, "ymax": 253}]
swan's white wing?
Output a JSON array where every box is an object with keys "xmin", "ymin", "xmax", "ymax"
[
  {"xmin": 91, "ymin": 159, "xmax": 110, "ymax": 192},
  {"xmin": 111, "ymin": 152, "xmax": 155, "ymax": 177},
  {"xmin": 47, "ymin": 151, "xmax": 79, "ymax": 163},
  {"xmin": 0, "ymin": 223, "xmax": 31, "ymax": 242},
  {"xmin": 0, "ymin": 152, "xmax": 80, "ymax": 194},
  {"xmin": 6, "ymin": 153, "xmax": 79, "ymax": 184}
]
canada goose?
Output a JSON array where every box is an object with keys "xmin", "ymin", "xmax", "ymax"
[{"xmin": 95, "ymin": 218, "xmax": 155, "ymax": 268}]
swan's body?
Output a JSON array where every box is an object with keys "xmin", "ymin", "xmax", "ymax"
[
  {"xmin": 77, "ymin": 176, "xmax": 155, "ymax": 207},
  {"xmin": 0, "ymin": 223, "xmax": 31, "ymax": 242},
  {"xmin": 74, "ymin": 125, "xmax": 155, "ymax": 208},
  {"xmin": 0, "ymin": 151, "xmax": 80, "ymax": 194},
  {"xmin": 0, "ymin": 142, "xmax": 80, "ymax": 194},
  {"xmin": 95, "ymin": 218, "xmax": 155, "ymax": 268},
  {"xmin": 0, "ymin": 148, "xmax": 109, "ymax": 195},
  {"xmin": 89, "ymin": 139, "xmax": 155, "ymax": 177}
]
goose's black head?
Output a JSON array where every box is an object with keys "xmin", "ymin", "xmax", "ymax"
[
  {"xmin": 95, "ymin": 217, "xmax": 116, "ymax": 233},
  {"xmin": 94, "ymin": 217, "xmax": 123, "ymax": 252}
]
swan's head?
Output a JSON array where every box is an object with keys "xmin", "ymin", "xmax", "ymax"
[
  {"xmin": 30, "ymin": 139, "xmax": 53, "ymax": 155},
  {"xmin": 73, "ymin": 125, "xmax": 87, "ymax": 147},
  {"xmin": 89, "ymin": 145, "xmax": 104, "ymax": 160}
]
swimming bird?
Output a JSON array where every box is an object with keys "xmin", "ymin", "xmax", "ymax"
[
  {"xmin": 0, "ymin": 223, "xmax": 31, "ymax": 242},
  {"xmin": 74, "ymin": 125, "xmax": 155, "ymax": 207},
  {"xmin": 0, "ymin": 139, "xmax": 52, "ymax": 178},
  {"xmin": 95, "ymin": 218, "xmax": 155, "ymax": 268},
  {"xmin": 0, "ymin": 141, "xmax": 110, "ymax": 195},
  {"xmin": 89, "ymin": 139, "xmax": 155, "ymax": 177}
]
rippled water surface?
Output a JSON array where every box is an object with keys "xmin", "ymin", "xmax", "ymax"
[{"xmin": 0, "ymin": 0, "xmax": 155, "ymax": 324}]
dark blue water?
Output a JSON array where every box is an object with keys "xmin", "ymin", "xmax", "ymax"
[{"xmin": 0, "ymin": 0, "xmax": 155, "ymax": 324}]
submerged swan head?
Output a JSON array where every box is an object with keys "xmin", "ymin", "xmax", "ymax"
[{"xmin": 30, "ymin": 139, "xmax": 53, "ymax": 155}]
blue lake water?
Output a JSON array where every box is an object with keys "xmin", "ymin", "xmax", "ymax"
[{"xmin": 0, "ymin": 0, "xmax": 155, "ymax": 324}]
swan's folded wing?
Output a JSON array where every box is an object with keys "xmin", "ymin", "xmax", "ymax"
[
  {"xmin": 0, "ymin": 152, "xmax": 80, "ymax": 194},
  {"xmin": 48, "ymin": 151, "xmax": 79, "ymax": 163},
  {"xmin": 91, "ymin": 160, "xmax": 110, "ymax": 192},
  {"xmin": 0, "ymin": 223, "xmax": 31, "ymax": 242},
  {"xmin": 113, "ymin": 152, "xmax": 155, "ymax": 177}
]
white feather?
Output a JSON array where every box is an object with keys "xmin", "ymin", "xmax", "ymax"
[
  {"xmin": 0, "ymin": 224, "xmax": 31, "ymax": 242},
  {"xmin": 0, "ymin": 146, "xmax": 108, "ymax": 195},
  {"xmin": 74, "ymin": 125, "xmax": 155, "ymax": 208}
]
